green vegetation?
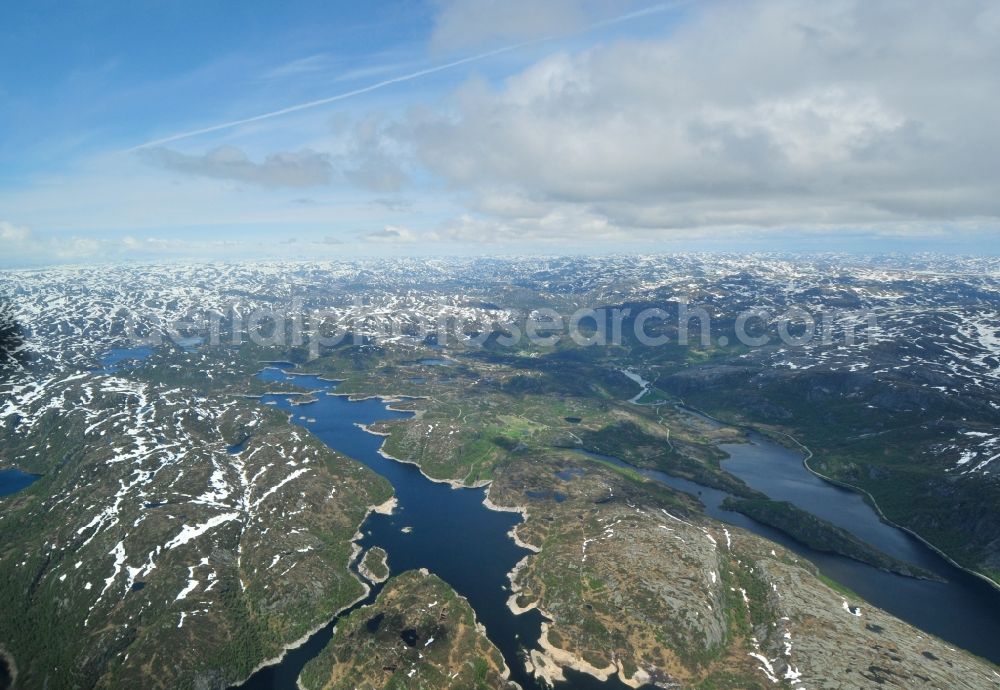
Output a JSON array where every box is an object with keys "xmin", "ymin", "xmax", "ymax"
[
  {"xmin": 817, "ymin": 572, "xmax": 861, "ymax": 599},
  {"xmin": 663, "ymin": 361, "xmax": 1000, "ymax": 584},
  {"xmin": 7, "ymin": 259, "xmax": 1000, "ymax": 689},
  {"xmin": 0, "ymin": 351, "xmax": 392, "ymax": 690},
  {"xmin": 579, "ymin": 420, "xmax": 759, "ymax": 498},
  {"xmin": 721, "ymin": 497, "xmax": 938, "ymax": 580},
  {"xmin": 299, "ymin": 570, "xmax": 513, "ymax": 690},
  {"xmin": 359, "ymin": 547, "xmax": 390, "ymax": 583}
]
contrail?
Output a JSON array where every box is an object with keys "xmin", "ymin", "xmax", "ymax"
[
  {"xmin": 129, "ymin": 40, "xmax": 543, "ymax": 151},
  {"xmin": 129, "ymin": 1, "xmax": 691, "ymax": 151}
]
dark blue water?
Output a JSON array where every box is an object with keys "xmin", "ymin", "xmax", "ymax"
[
  {"xmin": 0, "ymin": 468, "xmax": 40, "ymax": 496},
  {"xmin": 96, "ymin": 346, "xmax": 154, "ymax": 373},
  {"xmin": 236, "ymin": 369, "xmax": 636, "ymax": 690},
  {"xmin": 720, "ymin": 436, "xmax": 1000, "ymax": 663},
  {"xmin": 721, "ymin": 437, "xmax": 938, "ymax": 570},
  {"xmin": 227, "ymin": 437, "xmax": 251, "ymax": 455},
  {"xmin": 575, "ymin": 436, "xmax": 1000, "ymax": 665}
]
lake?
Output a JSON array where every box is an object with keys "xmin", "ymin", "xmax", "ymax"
[
  {"xmin": 95, "ymin": 346, "xmax": 154, "ymax": 374},
  {"xmin": 235, "ymin": 368, "xmax": 638, "ymax": 690},
  {"xmin": 0, "ymin": 468, "xmax": 40, "ymax": 497}
]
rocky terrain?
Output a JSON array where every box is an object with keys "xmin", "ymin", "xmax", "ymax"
[
  {"xmin": 0, "ymin": 368, "xmax": 392, "ymax": 688},
  {"xmin": 315, "ymin": 335, "xmax": 1000, "ymax": 689},
  {"xmin": 2, "ymin": 254, "xmax": 1000, "ymax": 688},
  {"xmin": 358, "ymin": 547, "xmax": 389, "ymax": 584},
  {"xmin": 487, "ymin": 452, "xmax": 999, "ymax": 689}
]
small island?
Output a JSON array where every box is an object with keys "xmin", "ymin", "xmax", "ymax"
[{"xmin": 358, "ymin": 546, "xmax": 390, "ymax": 584}]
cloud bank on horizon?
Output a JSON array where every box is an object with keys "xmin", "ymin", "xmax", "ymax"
[{"xmin": 1, "ymin": 0, "xmax": 999, "ymax": 265}]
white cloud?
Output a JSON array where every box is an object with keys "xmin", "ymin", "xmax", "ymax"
[
  {"xmin": 389, "ymin": 0, "xmax": 1000, "ymax": 241},
  {"xmin": 362, "ymin": 225, "xmax": 420, "ymax": 243},
  {"xmin": 141, "ymin": 145, "xmax": 333, "ymax": 188},
  {"xmin": 6, "ymin": 0, "xmax": 1000, "ymax": 262},
  {"xmin": 0, "ymin": 221, "xmax": 32, "ymax": 243},
  {"xmin": 340, "ymin": 117, "xmax": 409, "ymax": 192}
]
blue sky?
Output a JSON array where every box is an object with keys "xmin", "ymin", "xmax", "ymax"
[
  {"xmin": 1, "ymin": 0, "xmax": 999, "ymax": 265},
  {"xmin": 1, "ymin": 3, "xmax": 421, "ymax": 164}
]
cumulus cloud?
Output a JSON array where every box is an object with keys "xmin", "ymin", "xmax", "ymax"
[
  {"xmin": 362, "ymin": 225, "xmax": 420, "ymax": 242},
  {"xmin": 9, "ymin": 0, "xmax": 999, "ymax": 261},
  {"xmin": 0, "ymin": 221, "xmax": 32, "ymax": 243},
  {"xmin": 385, "ymin": 0, "xmax": 1000, "ymax": 241},
  {"xmin": 340, "ymin": 117, "xmax": 409, "ymax": 192},
  {"xmin": 142, "ymin": 145, "xmax": 333, "ymax": 188}
]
